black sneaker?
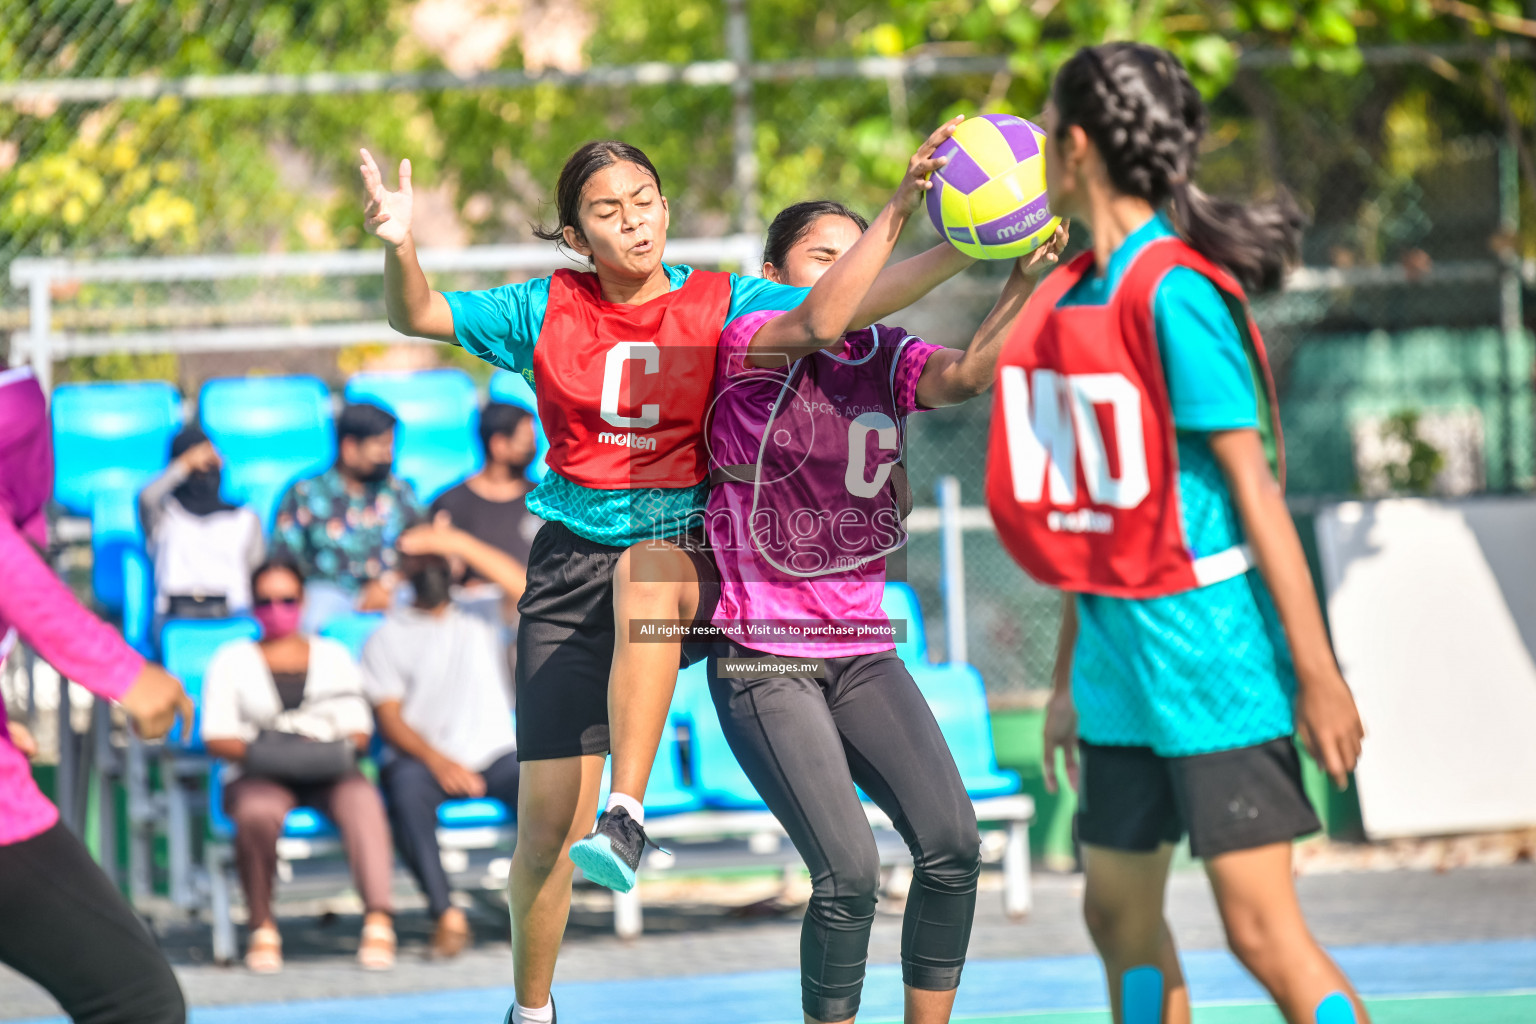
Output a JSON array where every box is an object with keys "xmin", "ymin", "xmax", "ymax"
[{"xmin": 568, "ymin": 806, "xmax": 660, "ymax": 893}]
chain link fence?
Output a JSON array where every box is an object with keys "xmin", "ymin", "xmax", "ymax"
[
  {"xmin": 3, "ymin": 2, "xmax": 1533, "ymax": 706},
  {"xmin": 901, "ymin": 134, "xmax": 1534, "ymax": 704}
]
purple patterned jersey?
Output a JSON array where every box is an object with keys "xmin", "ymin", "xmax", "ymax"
[{"xmin": 705, "ymin": 311, "xmax": 943, "ymax": 656}]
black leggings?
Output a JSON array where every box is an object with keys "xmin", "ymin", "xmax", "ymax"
[
  {"xmin": 708, "ymin": 644, "xmax": 981, "ymax": 1023},
  {"xmin": 0, "ymin": 822, "xmax": 185, "ymax": 1024}
]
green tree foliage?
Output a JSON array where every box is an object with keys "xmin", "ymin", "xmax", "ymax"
[
  {"xmin": 0, "ymin": 0, "xmax": 1529, "ymax": 274},
  {"xmin": 1381, "ymin": 408, "xmax": 1448, "ymax": 494}
]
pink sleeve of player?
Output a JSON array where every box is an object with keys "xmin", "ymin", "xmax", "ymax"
[
  {"xmin": 893, "ymin": 334, "xmax": 948, "ymax": 416},
  {"xmin": 0, "ymin": 516, "xmax": 144, "ymax": 702},
  {"xmin": 716, "ymin": 309, "xmax": 789, "ymax": 379}
]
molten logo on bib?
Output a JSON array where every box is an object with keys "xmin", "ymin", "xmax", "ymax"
[
  {"xmin": 597, "ymin": 431, "xmax": 658, "ymax": 451},
  {"xmin": 1047, "ymin": 509, "xmax": 1113, "ymax": 534}
]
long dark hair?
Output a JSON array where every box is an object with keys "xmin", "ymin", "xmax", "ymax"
[
  {"xmin": 1052, "ymin": 43, "xmax": 1304, "ymax": 293},
  {"xmin": 762, "ymin": 200, "xmax": 870, "ymax": 269},
  {"xmin": 532, "ymin": 140, "xmax": 664, "ymax": 251}
]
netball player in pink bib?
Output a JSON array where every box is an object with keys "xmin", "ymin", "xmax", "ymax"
[
  {"xmin": 580, "ymin": 199, "xmax": 1064, "ymax": 1024},
  {"xmin": 0, "ymin": 367, "xmax": 194, "ymax": 1024}
]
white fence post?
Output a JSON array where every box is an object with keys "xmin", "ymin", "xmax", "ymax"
[
  {"xmin": 26, "ymin": 272, "xmax": 52, "ymax": 393},
  {"xmin": 938, "ymin": 475, "xmax": 967, "ymax": 665}
]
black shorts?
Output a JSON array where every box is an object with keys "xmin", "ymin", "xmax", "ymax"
[
  {"xmin": 514, "ymin": 521, "xmax": 720, "ymax": 761},
  {"xmin": 1075, "ymin": 737, "xmax": 1321, "ymax": 860}
]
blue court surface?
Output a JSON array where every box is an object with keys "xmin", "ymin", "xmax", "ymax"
[{"xmin": 16, "ymin": 938, "xmax": 1536, "ymax": 1023}]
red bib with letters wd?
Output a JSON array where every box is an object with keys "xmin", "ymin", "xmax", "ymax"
[
  {"xmin": 985, "ymin": 236, "xmax": 1283, "ymax": 599},
  {"xmin": 533, "ymin": 267, "xmax": 732, "ymax": 489}
]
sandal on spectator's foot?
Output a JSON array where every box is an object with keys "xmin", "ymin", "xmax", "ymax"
[
  {"xmin": 432, "ymin": 907, "xmax": 471, "ymax": 959},
  {"xmin": 357, "ymin": 920, "xmax": 396, "ymax": 971},
  {"xmin": 244, "ymin": 924, "xmax": 282, "ymax": 974}
]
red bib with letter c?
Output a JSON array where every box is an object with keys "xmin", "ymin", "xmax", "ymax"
[
  {"xmin": 984, "ymin": 236, "xmax": 1283, "ymax": 599},
  {"xmin": 533, "ymin": 267, "xmax": 732, "ymax": 489}
]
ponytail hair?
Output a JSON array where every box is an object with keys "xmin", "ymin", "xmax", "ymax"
[
  {"xmin": 1052, "ymin": 43, "xmax": 1305, "ymax": 293},
  {"xmin": 532, "ymin": 140, "xmax": 663, "ymax": 250}
]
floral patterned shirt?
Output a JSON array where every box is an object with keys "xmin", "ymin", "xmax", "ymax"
[{"xmin": 271, "ymin": 466, "xmax": 425, "ymax": 592}]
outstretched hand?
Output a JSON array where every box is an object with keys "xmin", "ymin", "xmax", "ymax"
[
  {"xmin": 890, "ymin": 116, "xmax": 964, "ymax": 218},
  {"xmin": 360, "ymin": 148, "xmax": 414, "ymax": 247}
]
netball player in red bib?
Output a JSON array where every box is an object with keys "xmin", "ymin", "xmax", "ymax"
[
  {"xmin": 985, "ymin": 45, "xmax": 1368, "ymax": 1024},
  {"xmin": 362, "ymin": 122, "xmax": 965, "ymax": 1024}
]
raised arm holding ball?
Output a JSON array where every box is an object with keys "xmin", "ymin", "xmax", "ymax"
[
  {"xmin": 360, "ymin": 119, "xmax": 1000, "ymax": 1024},
  {"xmin": 568, "ymin": 115, "xmax": 1066, "ymax": 1024}
]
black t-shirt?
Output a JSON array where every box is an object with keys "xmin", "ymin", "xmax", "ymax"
[
  {"xmin": 271, "ymin": 670, "xmax": 307, "ymax": 712},
  {"xmin": 431, "ymin": 481, "xmax": 542, "ymax": 582}
]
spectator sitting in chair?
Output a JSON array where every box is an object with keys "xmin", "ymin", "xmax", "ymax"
[
  {"xmin": 362, "ymin": 523, "xmax": 524, "ymax": 959},
  {"xmin": 430, "ymin": 401, "xmax": 541, "ymax": 633},
  {"xmin": 430, "ymin": 401, "xmax": 542, "ymax": 584},
  {"xmin": 201, "ymin": 556, "xmax": 397, "ymax": 975},
  {"xmin": 270, "ymin": 402, "xmax": 425, "ymax": 633},
  {"xmin": 139, "ymin": 425, "xmax": 265, "ymax": 621}
]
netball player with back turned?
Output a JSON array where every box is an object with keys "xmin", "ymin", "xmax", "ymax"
[{"xmin": 986, "ymin": 44, "xmax": 1369, "ymax": 1024}]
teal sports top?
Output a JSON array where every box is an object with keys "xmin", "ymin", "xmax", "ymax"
[
  {"xmin": 1060, "ymin": 213, "xmax": 1296, "ymax": 757},
  {"xmin": 443, "ymin": 265, "xmax": 808, "ymax": 546}
]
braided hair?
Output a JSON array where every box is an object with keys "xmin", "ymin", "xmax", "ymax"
[{"xmin": 1052, "ymin": 43, "xmax": 1304, "ymax": 293}]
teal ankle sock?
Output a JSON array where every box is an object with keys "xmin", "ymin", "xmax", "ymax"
[
  {"xmin": 1122, "ymin": 965, "xmax": 1164, "ymax": 1024},
  {"xmin": 1315, "ymin": 992, "xmax": 1357, "ymax": 1024}
]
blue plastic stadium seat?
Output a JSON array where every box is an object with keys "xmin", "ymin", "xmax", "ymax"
[
  {"xmin": 678, "ymin": 663, "xmax": 767, "ymax": 810},
  {"xmin": 598, "ymin": 688, "xmax": 704, "ymax": 817},
  {"xmin": 643, "ymin": 720, "xmax": 703, "ymax": 815},
  {"xmin": 207, "ymin": 770, "xmax": 338, "ymax": 842},
  {"xmin": 318, "ymin": 612, "xmax": 385, "ymax": 661},
  {"xmin": 199, "ymin": 376, "xmax": 335, "ymax": 529},
  {"xmin": 421, "ymin": 713, "xmax": 517, "ymax": 828},
  {"xmin": 487, "ymin": 370, "xmax": 550, "ymax": 483},
  {"xmin": 881, "ymin": 582, "xmax": 929, "ymax": 666},
  {"xmin": 51, "ymin": 381, "xmax": 182, "ymax": 613},
  {"xmin": 90, "ymin": 488, "xmax": 146, "ymax": 614},
  {"xmin": 279, "ymin": 807, "xmax": 337, "ymax": 838},
  {"xmin": 121, "ymin": 546, "xmax": 156, "ymax": 657},
  {"xmin": 345, "ymin": 369, "xmax": 480, "ymax": 503},
  {"xmin": 50, "ymin": 381, "xmax": 182, "ymax": 517},
  {"xmin": 910, "ymin": 664, "xmax": 1021, "ymax": 799},
  {"xmin": 159, "ymin": 616, "xmax": 261, "ymax": 751},
  {"xmin": 438, "ymin": 798, "xmax": 511, "ymax": 828}
]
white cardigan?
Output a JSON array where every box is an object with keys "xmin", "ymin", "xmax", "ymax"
[{"xmin": 200, "ymin": 637, "xmax": 373, "ymax": 781}]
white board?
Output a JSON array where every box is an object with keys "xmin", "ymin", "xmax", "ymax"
[{"xmin": 1315, "ymin": 497, "xmax": 1536, "ymax": 838}]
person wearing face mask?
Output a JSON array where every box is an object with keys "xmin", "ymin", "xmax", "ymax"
[
  {"xmin": 362, "ymin": 535, "xmax": 522, "ymax": 959},
  {"xmin": 201, "ymin": 556, "xmax": 396, "ymax": 974},
  {"xmin": 271, "ymin": 402, "xmax": 426, "ymax": 632},
  {"xmin": 0, "ymin": 366, "xmax": 194, "ymax": 1024},
  {"xmin": 139, "ymin": 425, "xmax": 265, "ymax": 621}
]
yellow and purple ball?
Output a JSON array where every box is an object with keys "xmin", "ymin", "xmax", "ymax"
[{"xmin": 927, "ymin": 114, "xmax": 1061, "ymax": 260}]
